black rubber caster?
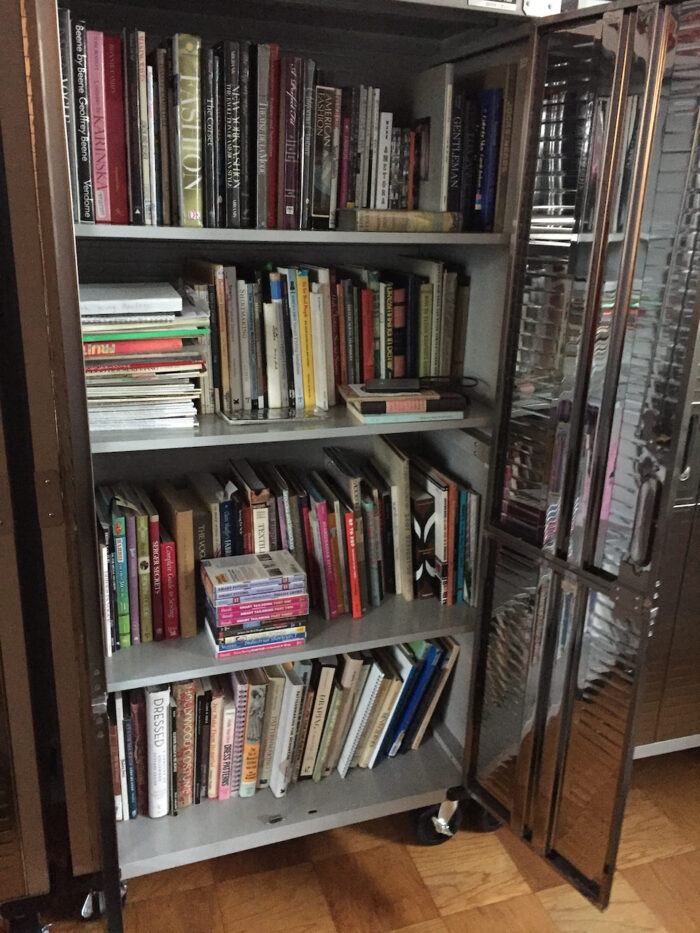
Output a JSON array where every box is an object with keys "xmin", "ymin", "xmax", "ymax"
[
  {"xmin": 462, "ymin": 798, "xmax": 502, "ymax": 833},
  {"xmin": 415, "ymin": 801, "xmax": 464, "ymax": 845}
]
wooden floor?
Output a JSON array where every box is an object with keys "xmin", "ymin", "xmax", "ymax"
[{"xmin": 49, "ymin": 748, "xmax": 700, "ymax": 933}]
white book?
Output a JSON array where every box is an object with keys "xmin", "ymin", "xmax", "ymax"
[
  {"xmin": 411, "ymin": 64, "xmax": 454, "ymax": 211},
  {"xmin": 338, "ymin": 660, "xmax": 384, "ymax": 778},
  {"xmin": 257, "ymin": 666, "xmax": 286, "ymax": 789},
  {"xmin": 98, "ymin": 541, "xmax": 112, "ymax": 658},
  {"xmin": 279, "ymin": 268, "xmax": 305, "ymax": 411},
  {"xmin": 114, "ymin": 692, "xmax": 129, "ymax": 821},
  {"xmin": 263, "ymin": 301, "xmax": 284, "ymax": 408},
  {"xmin": 78, "ymin": 282, "xmax": 183, "ymax": 316},
  {"xmin": 217, "ymin": 689, "xmax": 236, "ymax": 800},
  {"xmin": 375, "ymin": 112, "xmax": 393, "ymax": 210},
  {"xmin": 323, "ymin": 652, "xmax": 364, "ymax": 775},
  {"xmin": 310, "ymin": 289, "xmax": 329, "ymax": 411},
  {"xmin": 372, "ymin": 436, "xmax": 412, "ymax": 601},
  {"xmin": 307, "ymin": 266, "xmax": 335, "ymax": 407},
  {"xmin": 224, "ymin": 267, "xmax": 243, "ymax": 412},
  {"xmin": 269, "ymin": 666, "xmax": 304, "ymax": 798},
  {"xmin": 299, "ymin": 658, "xmax": 337, "ymax": 778},
  {"xmin": 145, "ymin": 684, "xmax": 171, "ymax": 818},
  {"xmin": 237, "ymin": 278, "xmax": 252, "ymax": 410},
  {"xmin": 146, "ymin": 65, "xmax": 158, "ymax": 225},
  {"xmin": 137, "ymin": 31, "xmax": 152, "ymax": 225},
  {"xmin": 369, "ymin": 644, "xmax": 412, "ymax": 768},
  {"xmin": 369, "ymin": 88, "xmax": 381, "ymax": 209},
  {"xmin": 207, "ymin": 679, "xmax": 225, "ymax": 798}
]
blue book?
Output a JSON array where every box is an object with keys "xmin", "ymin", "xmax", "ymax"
[
  {"xmin": 387, "ymin": 641, "xmax": 443, "ymax": 757},
  {"xmin": 379, "ymin": 644, "xmax": 422, "ymax": 758},
  {"xmin": 474, "ymin": 88, "xmax": 502, "ymax": 232},
  {"xmin": 455, "ymin": 486, "xmax": 468, "ymax": 603}
]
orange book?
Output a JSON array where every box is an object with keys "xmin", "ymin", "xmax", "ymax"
[
  {"xmin": 239, "ymin": 669, "xmax": 268, "ymax": 797},
  {"xmin": 344, "ymin": 508, "xmax": 362, "ymax": 619},
  {"xmin": 172, "ymin": 680, "xmax": 196, "ymax": 808}
]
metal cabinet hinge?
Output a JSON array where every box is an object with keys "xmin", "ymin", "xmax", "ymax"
[{"xmin": 34, "ymin": 470, "xmax": 63, "ymax": 527}]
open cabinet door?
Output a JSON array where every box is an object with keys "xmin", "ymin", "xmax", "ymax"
[
  {"xmin": 468, "ymin": 0, "xmax": 700, "ymax": 909},
  {"xmin": 0, "ymin": 0, "xmax": 121, "ymax": 925}
]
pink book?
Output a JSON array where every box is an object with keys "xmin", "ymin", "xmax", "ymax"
[
  {"xmin": 139, "ymin": 491, "xmax": 163, "ymax": 640},
  {"xmin": 213, "ymin": 638, "xmax": 306, "ymax": 658},
  {"xmin": 103, "ymin": 34, "xmax": 129, "ymax": 224},
  {"xmin": 217, "ymin": 689, "xmax": 236, "ymax": 800},
  {"xmin": 229, "ymin": 672, "xmax": 249, "ymax": 798},
  {"xmin": 84, "ymin": 338, "xmax": 184, "ymax": 356},
  {"xmin": 308, "ymin": 480, "xmax": 338, "ymax": 619},
  {"xmin": 160, "ymin": 533, "xmax": 179, "ymax": 638},
  {"xmin": 86, "ymin": 31, "xmax": 111, "ymax": 222},
  {"xmin": 212, "ymin": 594, "xmax": 309, "ymax": 626}
]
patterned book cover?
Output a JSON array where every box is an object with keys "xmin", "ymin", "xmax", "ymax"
[
  {"xmin": 173, "ymin": 680, "xmax": 196, "ymax": 808},
  {"xmin": 411, "ymin": 483, "xmax": 435, "ymax": 599},
  {"xmin": 229, "ymin": 671, "xmax": 249, "ymax": 797},
  {"xmin": 240, "ymin": 670, "xmax": 268, "ymax": 796}
]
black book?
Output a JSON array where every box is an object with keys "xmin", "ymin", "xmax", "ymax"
[
  {"xmin": 58, "ymin": 9, "xmax": 80, "ymax": 219},
  {"xmin": 459, "ymin": 96, "xmax": 480, "ymax": 231},
  {"xmin": 202, "ymin": 46, "xmax": 217, "ymax": 228},
  {"xmin": 447, "ymin": 88, "xmax": 464, "ymax": 214},
  {"xmin": 392, "ymin": 272, "xmax": 422, "ymax": 378},
  {"xmin": 239, "ymin": 41, "xmax": 253, "ymax": 228},
  {"xmin": 299, "ymin": 59, "xmax": 316, "ymax": 230},
  {"xmin": 123, "ymin": 29, "xmax": 145, "ymax": 224},
  {"xmin": 212, "ymin": 50, "xmax": 223, "ymax": 226},
  {"xmin": 122, "ymin": 703, "xmax": 138, "ymax": 819},
  {"xmin": 276, "ymin": 272, "xmax": 296, "ymax": 409},
  {"xmin": 345, "ymin": 86, "xmax": 360, "ymax": 208},
  {"xmin": 72, "ymin": 19, "xmax": 94, "ymax": 222},
  {"xmin": 218, "ymin": 40, "xmax": 241, "ymax": 227},
  {"xmin": 169, "ymin": 696, "xmax": 178, "ymax": 815}
]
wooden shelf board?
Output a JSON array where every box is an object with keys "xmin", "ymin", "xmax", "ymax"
[
  {"xmin": 105, "ymin": 599, "xmax": 475, "ymax": 692},
  {"xmin": 117, "ymin": 733, "xmax": 461, "ymax": 878},
  {"xmin": 89, "ymin": 403, "xmax": 492, "ymax": 453}
]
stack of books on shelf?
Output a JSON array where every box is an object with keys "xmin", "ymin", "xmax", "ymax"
[
  {"xmin": 80, "ymin": 282, "xmax": 211, "ymax": 430},
  {"xmin": 110, "ymin": 637, "xmax": 460, "ymax": 819},
  {"xmin": 202, "ymin": 551, "xmax": 309, "ymax": 658},
  {"xmin": 339, "ymin": 383, "xmax": 468, "ymax": 425},
  {"xmin": 59, "ymin": 10, "xmax": 515, "ymax": 232},
  {"xmin": 90, "ymin": 258, "xmax": 472, "ymax": 424},
  {"xmin": 96, "ymin": 442, "xmax": 481, "ymax": 658}
]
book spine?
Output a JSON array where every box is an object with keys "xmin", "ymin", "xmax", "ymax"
[
  {"xmin": 217, "ymin": 703, "xmax": 236, "ymax": 800},
  {"xmin": 280, "ymin": 57, "xmax": 302, "ymax": 229},
  {"xmin": 86, "ymin": 32, "xmax": 110, "ymax": 222},
  {"xmin": 135, "ymin": 513, "xmax": 153, "ymax": 641},
  {"xmin": 207, "ymin": 693, "xmax": 223, "ymax": 798},
  {"xmin": 338, "ymin": 668, "xmax": 382, "ymax": 778},
  {"xmin": 136, "ymin": 31, "xmax": 152, "ymax": 224},
  {"xmin": 455, "ymin": 488, "xmax": 467, "ymax": 603},
  {"xmin": 310, "ymin": 86, "xmax": 334, "ymax": 229},
  {"xmin": 58, "ymin": 9, "xmax": 80, "ymax": 219},
  {"xmin": 344, "ymin": 510, "xmax": 362, "ymax": 618},
  {"xmin": 368, "ymin": 88, "xmax": 381, "ymax": 209},
  {"xmin": 161, "ymin": 538, "xmax": 179, "ymax": 638},
  {"xmin": 328, "ymin": 89, "xmax": 342, "ymax": 230},
  {"xmin": 360, "ymin": 289, "xmax": 375, "ymax": 382},
  {"xmin": 102, "ymin": 35, "xmax": 129, "ymax": 224},
  {"xmin": 295, "ymin": 270, "xmax": 315, "ymax": 410},
  {"xmin": 362, "ymin": 499, "xmax": 381, "ymax": 607},
  {"xmin": 375, "ymin": 112, "xmax": 392, "ymax": 210},
  {"xmin": 212, "ymin": 50, "xmax": 223, "ymax": 226},
  {"xmin": 418, "ymin": 283, "xmax": 433, "ymax": 378},
  {"xmin": 239, "ymin": 41, "xmax": 252, "ymax": 228},
  {"xmin": 315, "ymin": 501, "xmax": 338, "ymax": 619},
  {"xmin": 122, "ymin": 712, "xmax": 138, "ymax": 819},
  {"xmin": 285, "ymin": 271, "xmax": 304, "ymax": 410},
  {"xmin": 198, "ymin": 692, "xmax": 211, "ymax": 800},
  {"xmin": 245, "ymin": 283, "xmax": 259, "ymax": 409},
  {"xmin": 146, "ymin": 688, "xmax": 170, "ymax": 817},
  {"xmin": 252, "ymin": 276, "xmax": 267, "ymax": 407},
  {"xmin": 114, "ymin": 693, "xmax": 129, "ymax": 820},
  {"xmin": 175, "ymin": 35, "xmax": 203, "ymax": 226},
  {"xmin": 123, "ymin": 30, "xmax": 144, "ymax": 223},
  {"xmin": 98, "ymin": 542, "xmax": 113, "ymax": 658},
  {"xmin": 240, "ymin": 682, "xmax": 266, "ymax": 796},
  {"xmin": 336, "ymin": 282, "xmax": 348, "ymax": 386},
  {"xmin": 112, "ymin": 516, "xmax": 130, "ymax": 648},
  {"xmin": 147, "ymin": 65, "xmax": 159, "ymax": 224},
  {"xmin": 109, "ymin": 716, "xmax": 122, "ymax": 820},
  {"xmin": 392, "ymin": 287, "xmax": 407, "ymax": 377},
  {"xmin": 130, "ymin": 694, "xmax": 148, "ymax": 816},
  {"xmin": 447, "ymin": 89, "xmax": 464, "ymax": 214},
  {"xmin": 212, "ymin": 638, "xmax": 305, "ymax": 657},
  {"xmin": 258, "ymin": 676, "xmax": 284, "ymax": 789},
  {"xmin": 477, "ymin": 89, "xmax": 503, "ymax": 232},
  {"xmin": 149, "ymin": 516, "xmax": 164, "ymax": 640},
  {"xmin": 229, "ymin": 679, "xmax": 248, "ymax": 797},
  {"xmin": 300, "ymin": 668, "xmax": 334, "ymax": 778},
  {"xmin": 154, "ymin": 49, "xmax": 171, "ymax": 226},
  {"xmin": 299, "ymin": 59, "xmax": 316, "ymax": 230},
  {"xmin": 338, "ymin": 114, "xmax": 351, "ymax": 210},
  {"xmin": 202, "ymin": 46, "xmax": 217, "ymax": 227},
  {"xmin": 266, "ymin": 45, "xmax": 280, "ymax": 229},
  {"xmin": 269, "ymin": 681, "xmax": 301, "ymax": 798},
  {"xmin": 124, "ymin": 514, "xmax": 140, "ymax": 643},
  {"xmin": 72, "ymin": 20, "xmax": 95, "ymax": 222},
  {"xmin": 256, "ymin": 44, "xmax": 270, "ymax": 228},
  {"xmin": 223, "ymin": 41, "xmax": 241, "ymax": 228},
  {"xmin": 174, "ymin": 682, "xmax": 196, "ymax": 808}
]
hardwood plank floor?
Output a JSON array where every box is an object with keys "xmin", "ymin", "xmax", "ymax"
[{"xmin": 40, "ymin": 749, "xmax": 699, "ymax": 933}]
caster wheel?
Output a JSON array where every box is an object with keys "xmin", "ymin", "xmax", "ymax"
[
  {"xmin": 462, "ymin": 798, "xmax": 501, "ymax": 833},
  {"xmin": 415, "ymin": 802, "xmax": 463, "ymax": 845}
]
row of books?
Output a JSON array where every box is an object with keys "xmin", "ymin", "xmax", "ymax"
[
  {"xmin": 59, "ymin": 9, "xmax": 515, "ymax": 231},
  {"xmin": 96, "ymin": 441, "xmax": 481, "ymax": 656},
  {"xmin": 80, "ymin": 282, "xmax": 208, "ymax": 430},
  {"xmin": 111, "ymin": 637, "xmax": 460, "ymax": 819}
]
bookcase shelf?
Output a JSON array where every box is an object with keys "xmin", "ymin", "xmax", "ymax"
[
  {"xmin": 105, "ymin": 599, "xmax": 476, "ymax": 692},
  {"xmin": 89, "ymin": 403, "xmax": 493, "ymax": 454},
  {"xmin": 116, "ymin": 731, "xmax": 461, "ymax": 878},
  {"xmin": 74, "ymin": 223, "xmax": 510, "ymax": 247}
]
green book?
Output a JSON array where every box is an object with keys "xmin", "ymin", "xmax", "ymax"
[
  {"xmin": 84, "ymin": 329, "xmax": 209, "ymax": 341},
  {"xmin": 418, "ymin": 282, "xmax": 433, "ymax": 377},
  {"xmin": 125, "ymin": 485, "xmax": 153, "ymax": 642}
]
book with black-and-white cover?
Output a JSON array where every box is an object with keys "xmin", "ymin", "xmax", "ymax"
[
  {"xmin": 299, "ymin": 59, "xmax": 316, "ymax": 229},
  {"xmin": 269, "ymin": 664, "xmax": 304, "ymax": 798},
  {"xmin": 255, "ymin": 44, "xmax": 271, "ymax": 228},
  {"xmin": 223, "ymin": 266, "xmax": 243, "ymax": 412},
  {"xmin": 299, "ymin": 656, "xmax": 338, "ymax": 779},
  {"xmin": 145, "ymin": 683, "xmax": 170, "ymax": 818},
  {"xmin": 337, "ymin": 658, "xmax": 384, "ymax": 778},
  {"xmin": 72, "ymin": 19, "xmax": 94, "ymax": 222},
  {"xmin": 58, "ymin": 9, "xmax": 80, "ymax": 219},
  {"xmin": 375, "ymin": 112, "xmax": 393, "ymax": 210},
  {"xmin": 311, "ymin": 86, "xmax": 336, "ymax": 230},
  {"xmin": 411, "ymin": 64, "xmax": 454, "ymax": 211}
]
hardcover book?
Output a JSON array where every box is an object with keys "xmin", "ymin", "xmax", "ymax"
[
  {"xmin": 173, "ymin": 34, "xmax": 203, "ymax": 226},
  {"xmin": 72, "ymin": 19, "xmax": 94, "ymax": 222}
]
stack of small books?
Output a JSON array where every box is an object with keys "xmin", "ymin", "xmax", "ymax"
[
  {"xmin": 201, "ymin": 551, "xmax": 309, "ymax": 658},
  {"xmin": 339, "ymin": 383, "xmax": 467, "ymax": 425}
]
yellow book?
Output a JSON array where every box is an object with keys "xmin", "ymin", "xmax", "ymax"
[{"xmin": 295, "ymin": 270, "xmax": 316, "ymax": 410}]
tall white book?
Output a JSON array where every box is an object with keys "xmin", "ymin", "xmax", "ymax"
[
  {"xmin": 145, "ymin": 683, "xmax": 171, "ymax": 818},
  {"xmin": 411, "ymin": 64, "xmax": 454, "ymax": 211},
  {"xmin": 337, "ymin": 659, "xmax": 385, "ymax": 778},
  {"xmin": 269, "ymin": 666, "xmax": 305, "ymax": 798},
  {"xmin": 375, "ymin": 112, "xmax": 393, "ymax": 210},
  {"xmin": 114, "ymin": 691, "xmax": 129, "ymax": 822},
  {"xmin": 263, "ymin": 301, "xmax": 284, "ymax": 408}
]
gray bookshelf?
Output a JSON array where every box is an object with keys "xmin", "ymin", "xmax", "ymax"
[
  {"xmin": 89, "ymin": 403, "xmax": 492, "ymax": 453},
  {"xmin": 105, "ymin": 600, "xmax": 475, "ymax": 691},
  {"xmin": 116, "ymin": 733, "xmax": 461, "ymax": 879},
  {"xmin": 74, "ymin": 222, "xmax": 509, "ymax": 247}
]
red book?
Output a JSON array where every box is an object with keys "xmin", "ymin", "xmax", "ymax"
[
  {"xmin": 344, "ymin": 509, "xmax": 362, "ymax": 618},
  {"xmin": 103, "ymin": 34, "xmax": 129, "ymax": 224},
  {"xmin": 338, "ymin": 115, "xmax": 351, "ymax": 210},
  {"xmin": 139, "ymin": 491, "xmax": 164, "ymax": 640},
  {"xmin": 267, "ymin": 44, "xmax": 280, "ymax": 229},
  {"xmin": 84, "ymin": 338, "xmax": 184, "ymax": 356},
  {"xmin": 212, "ymin": 594, "xmax": 309, "ymax": 626},
  {"xmin": 160, "ymin": 532, "xmax": 179, "ymax": 638},
  {"xmin": 86, "ymin": 31, "xmax": 110, "ymax": 222},
  {"xmin": 329, "ymin": 269, "xmax": 342, "ymax": 389},
  {"xmin": 129, "ymin": 691, "xmax": 148, "ymax": 816},
  {"xmin": 392, "ymin": 287, "xmax": 407, "ymax": 378},
  {"xmin": 241, "ymin": 504, "xmax": 254, "ymax": 554},
  {"xmin": 361, "ymin": 288, "xmax": 375, "ymax": 382},
  {"xmin": 337, "ymin": 283, "xmax": 348, "ymax": 386}
]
